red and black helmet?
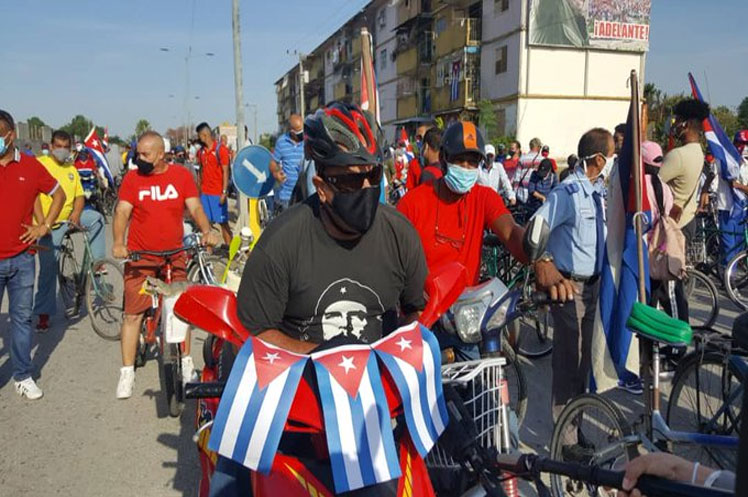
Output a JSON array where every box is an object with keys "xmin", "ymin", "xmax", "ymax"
[
  {"xmin": 440, "ymin": 121, "xmax": 486, "ymax": 161},
  {"xmin": 304, "ymin": 101, "xmax": 383, "ymax": 169}
]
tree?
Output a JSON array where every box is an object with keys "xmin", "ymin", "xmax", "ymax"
[
  {"xmin": 135, "ymin": 119, "xmax": 151, "ymax": 137},
  {"xmin": 712, "ymin": 105, "xmax": 739, "ymax": 139},
  {"xmin": 60, "ymin": 114, "xmax": 94, "ymax": 141},
  {"xmin": 259, "ymin": 132, "xmax": 277, "ymax": 151},
  {"xmin": 737, "ymin": 96, "xmax": 748, "ymax": 130},
  {"xmin": 27, "ymin": 116, "xmax": 46, "ymax": 128},
  {"xmin": 477, "ymin": 99, "xmax": 499, "ymax": 144}
]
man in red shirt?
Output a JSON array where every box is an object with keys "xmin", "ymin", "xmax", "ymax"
[
  {"xmin": 0, "ymin": 109, "xmax": 66, "ymax": 400},
  {"xmin": 418, "ymin": 127, "xmax": 443, "ymax": 185},
  {"xmin": 113, "ymin": 131, "xmax": 218, "ymax": 399},
  {"xmin": 398, "ymin": 121, "xmax": 573, "ymax": 293},
  {"xmin": 196, "ymin": 122, "xmax": 232, "ymax": 245}
]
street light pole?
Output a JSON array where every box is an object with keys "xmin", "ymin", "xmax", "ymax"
[
  {"xmin": 232, "ymin": 0, "xmax": 248, "ymax": 229},
  {"xmin": 298, "ymin": 54, "xmax": 306, "ymax": 116}
]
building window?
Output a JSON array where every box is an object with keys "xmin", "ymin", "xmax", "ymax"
[
  {"xmin": 494, "ymin": 0, "xmax": 509, "ymax": 13},
  {"xmin": 378, "ymin": 9, "xmax": 386, "ymax": 28},
  {"xmin": 380, "ymin": 49, "xmax": 387, "ymax": 70},
  {"xmin": 495, "ymin": 45, "xmax": 507, "ymax": 74},
  {"xmin": 435, "ymin": 17, "xmax": 447, "ymax": 35}
]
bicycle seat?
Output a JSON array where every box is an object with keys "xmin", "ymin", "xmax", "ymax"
[
  {"xmin": 483, "ymin": 233, "xmax": 502, "ymax": 248},
  {"xmin": 627, "ymin": 302, "xmax": 693, "ymax": 346}
]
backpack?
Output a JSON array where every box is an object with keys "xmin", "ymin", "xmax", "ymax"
[{"xmin": 647, "ymin": 175, "xmax": 687, "ymax": 281}]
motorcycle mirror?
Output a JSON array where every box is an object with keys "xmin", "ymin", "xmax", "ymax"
[
  {"xmin": 523, "ymin": 215, "xmax": 551, "ymax": 262},
  {"xmin": 420, "ymin": 261, "xmax": 468, "ymax": 329}
]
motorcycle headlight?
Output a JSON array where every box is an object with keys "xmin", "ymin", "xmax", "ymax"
[{"xmin": 452, "ymin": 299, "xmax": 489, "ymax": 344}]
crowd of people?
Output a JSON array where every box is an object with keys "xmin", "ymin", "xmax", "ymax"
[{"xmin": 2, "ymin": 96, "xmax": 747, "ymax": 494}]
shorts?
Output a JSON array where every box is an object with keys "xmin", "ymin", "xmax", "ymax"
[
  {"xmin": 201, "ymin": 193, "xmax": 228, "ymax": 223},
  {"xmin": 124, "ymin": 255, "xmax": 187, "ymax": 315}
]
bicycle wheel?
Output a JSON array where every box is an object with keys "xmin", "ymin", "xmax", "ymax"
[
  {"xmin": 725, "ymin": 251, "xmax": 748, "ymax": 311},
  {"xmin": 187, "ymin": 255, "xmax": 228, "ymax": 284},
  {"xmin": 666, "ymin": 351, "xmax": 743, "ymax": 470},
  {"xmin": 515, "ymin": 307, "xmax": 554, "ymax": 358},
  {"xmin": 85, "ymin": 258, "xmax": 124, "ymax": 341},
  {"xmin": 684, "ymin": 268, "xmax": 719, "ymax": 328},
  {"xmin": 58, "ymin": 237, "xmax": 80, "ymax": 316},
  {"xmin": 160, "ymin": 343, "xmax": 184, "ymax": 418},
  {"xmin": 549, "ymin": 394, "xmax": 637, "ymax": 497},
  {"xmin": 500, "ymin": 336, "xmax": 528, "ymax": 427}
]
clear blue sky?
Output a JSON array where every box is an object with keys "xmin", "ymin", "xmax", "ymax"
[{"xmin": 1, "ymin": 0, "xmax": 745, "ymax": 139}]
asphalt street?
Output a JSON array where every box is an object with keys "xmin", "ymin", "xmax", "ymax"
[{"xmin": 0, "ymin": 217, "xmax": 739, "ymax": 496}]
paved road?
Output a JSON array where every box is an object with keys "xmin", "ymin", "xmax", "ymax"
[{"xmin": 0, "ymin": 222, "xmax": 739, "ymax": 496}]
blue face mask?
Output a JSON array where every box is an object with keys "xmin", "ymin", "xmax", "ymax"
[
  {"xmin": 444, "ymin": 163, "xmax": 479, "ymax": 194},
  {"xmin": 0, "ymin": 136, "xmax": 7, "ymax": 156}
]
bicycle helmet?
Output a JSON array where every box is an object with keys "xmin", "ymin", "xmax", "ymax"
[
  {"xmin": 304, "ymin": 101, "xmax": 383, "ymax": 169},
  {"xmin": 440, "ymin": 121, "xmax": 486, "ymax": 161}
]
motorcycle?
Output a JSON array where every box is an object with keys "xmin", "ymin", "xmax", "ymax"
[{"xmin": 173, "ymin": 262, "xmax": 467, "ymax": 497}]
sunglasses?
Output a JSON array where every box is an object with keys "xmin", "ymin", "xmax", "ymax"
[{"xmin": 322, "ymin": 165, "xmax": 383, "ymax": 193}]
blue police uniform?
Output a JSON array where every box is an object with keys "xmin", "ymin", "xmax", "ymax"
[
  {"xmin": 531, "ymin": 166, "xmax": 607, "ymax": 422},
  {"xmin": 533, "ymin": 167, "xmax": 606, "ymax": 279}
]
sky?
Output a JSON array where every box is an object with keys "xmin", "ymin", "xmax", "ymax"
[{"xmin": 1, "ymin": 0, "xmax": 746, "ymax": 140}]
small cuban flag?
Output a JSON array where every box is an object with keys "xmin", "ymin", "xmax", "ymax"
[
  {"xmin": 208, "ymin": 337, "xmax": 308, "ymax": 473},
  {"xmin": 373, "ymin": 322, "xmax": 449, "ymax": 457},
  {"xmin": 312, "ymin": 344, "xmax": 401, "ymax": 493}
]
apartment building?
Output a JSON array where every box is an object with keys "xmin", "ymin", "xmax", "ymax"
[{"xmin": 275, "ymin": 0, "xmax": 650, "ymax": 154}]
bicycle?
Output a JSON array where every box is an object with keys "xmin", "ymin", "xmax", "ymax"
[
  {"xmin": 56, "ymin": 220, "xmax": 125, "ymax": 341},
  {"xmin": 548, "ymin": 303, "xmax": 740, "ymax": 497}
]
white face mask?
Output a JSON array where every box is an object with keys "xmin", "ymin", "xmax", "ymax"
[{"xmin": 582, "ymin": 153, "xmax": 614, "ymax": 181}]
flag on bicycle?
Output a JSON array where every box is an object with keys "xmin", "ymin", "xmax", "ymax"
[
  {"xmin": 373, "ymin": 322, "xmax": 448, "ymax": 457},
  {"xmin": 312, "ymin": 345, "xmax": 401, "ymax": 493},
  {"xmin": 83, "ymin": 127, "xmax": 115, "ymax": 186},
  {"xmin": 208, "ymin": 337, "xmax": 308, "ymax": 473},
  {"xmin": 688, "ymin": 72, "xmax": 747, "ymax": 219},
  {"xmin": 592, "ymin": 98, "xmax": 650, "ymax": 393}
]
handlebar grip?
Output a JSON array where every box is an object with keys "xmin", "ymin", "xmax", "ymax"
[
  {"xmin": 184, "ymin": 381, "xmax": 225, "ymax": 399},
  {"xmin": 531, "ymin": 292, "xmax": 551, "ymax": 306},
  {"xmin": 130, "ymin": 253, "xmax": 141, "ymax": 262}
]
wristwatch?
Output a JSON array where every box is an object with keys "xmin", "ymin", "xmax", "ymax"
[{"xmin": 537, "ymin": 253, "xmax": 554, "ymax": 264}]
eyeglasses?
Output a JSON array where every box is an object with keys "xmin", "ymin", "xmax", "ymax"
[{"xmin": 322, "ymin": 165, "xmax": 383, "ymax": 193}]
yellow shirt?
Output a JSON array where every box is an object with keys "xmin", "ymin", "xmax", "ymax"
[{"xmin": 38, "ymin": 155, "xmax": 84, "ymax": 222}]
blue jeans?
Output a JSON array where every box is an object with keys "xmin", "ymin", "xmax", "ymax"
[
  {"xmin": 0, "ymin": 251, "xmax": 36, "ymax": 380},
  {"xmin": 33, "ymin": 210, "xmax": 106, "ymax": 316},
  {"xmin": 719, "ymin": 209, "xmax": 745, "ymax": 266}
]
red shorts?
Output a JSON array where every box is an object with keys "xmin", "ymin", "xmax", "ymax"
[{"xmin": 123, "ymin": 255, "xmax": 187, "ymax": 315}]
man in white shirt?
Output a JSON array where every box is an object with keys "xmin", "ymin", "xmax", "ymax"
[{"xmin": 479, "ymin": 144, "xmax": 516, "ymax": 205}]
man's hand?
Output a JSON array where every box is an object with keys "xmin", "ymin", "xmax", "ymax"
[
  {"xmin": 534, "ymin": 260, "xmax": 577, "ymax": 302},
  {"xmin": 219, "ymin": 193, "xmax": 227, "ymax": 205},
  {"xmin": 112, "ymin": 243, "xmax": 129, "ymax": 260},
  {"xmin": 669, "ymin": 204, "xmax": 683, "ymax": 223},
  {"xmin": 20, "ymin": 223, "xmax": 49, "ymax": 244},
  {"xmin": 617, "ymin": 453, "xmax": 712, "ymax": 497},
  {"xmin": 273, "ymin": 169, "xmax": 287, "ymax": 183},
  {"xmin": 201, "ymin": 231, "xmax": 221, "ymax": 247},
  {"xmin": 69, "ymin": 213, "xmax": 81, "ymax": 227},
  {"xmin": 509, "ymin": 198, "xmax": 517, "ymax": 206}
]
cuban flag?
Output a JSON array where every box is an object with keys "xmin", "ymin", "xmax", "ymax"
[
  {"xmin": 372, "ymin": 322, "xmax": 448, "ymax": 457},
  {"xmin": 84, "ymin": 127, "xmax": 115, "ymax": 186},
  {"xmin": 208, "ymin": 337, "xmax": 308, "ymax": 473},
  {"xmin": 689, "ymin": 73, "xmax": 747, "ymax": 219},
  {"xmin": 450, "ymin": 60, "xmax": 461, "ymax": 102},
  {"xmin": 592, "ymin": 100, "xmax": 650, "ymax": 392},
  {"xmin": 312, "ymin": 345, "xmax": 401, "ymax": 493},
  {"xmin": 102, "ymin": 127, "xmax": 109, "ymax": 150}
]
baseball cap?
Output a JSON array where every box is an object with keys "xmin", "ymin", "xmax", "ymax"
[
  {"xmin": 641, "ymin": 141, "xmax": 664, "ymax": 167},
  {"xmin": 485, "ymin": 144, "xmax": 496, "ymax": 156}
]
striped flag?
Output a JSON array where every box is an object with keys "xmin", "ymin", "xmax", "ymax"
[
  {"xmin": 592, "ymin": 99, "xmax": 650, "ymax": 392},
  {"xmin": 102, "ymin": 127, "xmax": 109, "ymax": 150},
  {"xmin": 689, "ymin": 73, "xmax": 747, "ymax": 218},
  {"xmin": 312, "ymin": 345, "xmax": 401, "ymax": 493},
  {"xmin": 372, "ymin": 322, "xmax": 448, "ymax": 457},
  {"xmin": 84, "ymin": 127, "xmax": 115, "ymax": 186},
  {"xmin": 208, "ymin": 337, "xmax": 308, "ymax": 473}
]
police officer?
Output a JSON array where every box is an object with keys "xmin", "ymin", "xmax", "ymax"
[{"xmin": 531, "ymin": 128, "xmax": 614, "ymax": 429}]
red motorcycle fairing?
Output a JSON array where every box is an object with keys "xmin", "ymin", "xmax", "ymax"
[{"xmin": 173, "ymin": 285, "xmax": 250, "ymax": 346}]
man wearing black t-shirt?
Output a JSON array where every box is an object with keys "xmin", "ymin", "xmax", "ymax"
[{"xmin": 236, "ymin": 103, "xmax": 427, "ymax": 354}]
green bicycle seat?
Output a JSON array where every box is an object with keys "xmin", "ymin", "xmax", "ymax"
[{"xmin": 626, "ymin": 302, "xmax": 693, "ymax": 346}]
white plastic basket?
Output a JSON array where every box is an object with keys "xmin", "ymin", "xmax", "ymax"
[
  {"xmin": 162, "ymin": 294, "xmax": 190, "ymax": 344},
  {"xmin": 426, "ymin": 357, "xmax": 507, "ymax": 469}
]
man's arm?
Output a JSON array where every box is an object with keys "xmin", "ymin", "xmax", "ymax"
[
  {"xmin": 112, "ymin": 200, "xmax": 133, "ymax": 259},
  {"xmin": 69, "ymin": 196, "xmax": 85, "ymax": 226},
  {"xmin": 33, "ymin": 197, "xmax": 44, "ymax": 225},
  {"xmin": 256, "ymin": 329, "xmax": 317, "ymax": 354},
  {"xmin": 22, "ymin": 187, "xmax": 66, "ymax": 243},
  {"xmin": 185, "ymin": 196, "xmax": 220, "ymax": 246},
  {"xmin": 270, "ymin": 159, "xmax": 287, "ymax": 183},
  {"xmin": 490, "ymin": 214, "xmax": 528, "ymax": 264}
]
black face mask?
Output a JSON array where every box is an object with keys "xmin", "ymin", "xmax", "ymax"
[
  {"xmin": 134, "ymin": 157, "xmax": 155, "ymax": 175},
  {"xmin": 292, "ymin": 131, "xmax": 304, "ymax": 142},
  {"xmin": 329, "ymin": 186, "xmax": 381, "ymax": 235}
]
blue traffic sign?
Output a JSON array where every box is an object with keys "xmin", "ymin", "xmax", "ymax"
[{"xmin": 231, "ymin": 145, "xmax": 275, "ymax": 199}]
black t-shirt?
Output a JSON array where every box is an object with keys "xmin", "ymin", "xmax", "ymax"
[{"xmin": 236, "ymin": 194, "xmax": 428, "ymax": 344}]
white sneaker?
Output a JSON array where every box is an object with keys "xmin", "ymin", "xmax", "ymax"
[
  {"xmin": 181, "ymin": 356, "xmax": 198, "ymax": 386},
  {"xmin": 116, "ymin": 367, "xmax": 135, "ymax": 399},
  {"xmin": 15, "ymin": 378, "xmax": 43, "ymax": 400}
]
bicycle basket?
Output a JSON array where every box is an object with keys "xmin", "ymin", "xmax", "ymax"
[{"xmin": 426, "ymin": 357, "xmax": 507, "ymax": 469}]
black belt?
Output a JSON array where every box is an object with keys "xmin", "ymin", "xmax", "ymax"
[{"xmin": 560, "ymin": 271, "xmax": 600, "ymax": 284}]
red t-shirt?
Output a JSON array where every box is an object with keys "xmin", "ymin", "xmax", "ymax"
[
  {"xmin": 0, "ymin": 151, "xmax": 58, "ymax": 258},
  {"xmin": 503, "ymin": 156, "xmax": 519, "ymax": 181},
  {"xmin": 405, "ymin": 156, "xmax": 421, "ymax": 191},
  {"xmin": 118, "ymin": 165, "xmax": 199, "ymax": 252},
  {"xmin": 198, "ymin": 141, "xmax": 230, "ymax": 195},
  {"xmin": 398, "ymin": 181, "xmax": 509, "ymax": 285},
  {"xmin": 420, "ymin": 164, "xmax": 443, "ymax": 185}
]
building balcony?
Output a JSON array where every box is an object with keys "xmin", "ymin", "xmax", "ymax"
[
  {"xmin": 396, "ymin": 46, "xmax": 418, "ymax": 75},
  {"xmin": 435, "ymin": 18, "xmax": 481, "ymax": 57},
  {"xmin": 432, "ymin": 78, "xmax": 480, "ymax": 113}
]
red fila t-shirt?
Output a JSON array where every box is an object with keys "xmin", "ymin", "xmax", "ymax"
[
  {"xmin": 0, "ymin": 152, "xmax": 58, "ymax": 258},
  {"xmin": 118, "ymin": 165, "xmax": 199, "ymax": 252},
  {"xmin": 398, "ymin": 180, "xmax": 509, "ymax": 285}
]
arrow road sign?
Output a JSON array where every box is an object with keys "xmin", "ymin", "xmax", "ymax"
[{"xmin": 232, "ymin": 145, "xmax": 275, "ymax": 199}]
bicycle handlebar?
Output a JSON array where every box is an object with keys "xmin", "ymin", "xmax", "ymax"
[
  {"xmin": 129, "ymin": 246, "xmax": 192, "ymax": 262},
  {"xmin": 184, "ymin": 381, "xmax": 225, "ymax": 399}
]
